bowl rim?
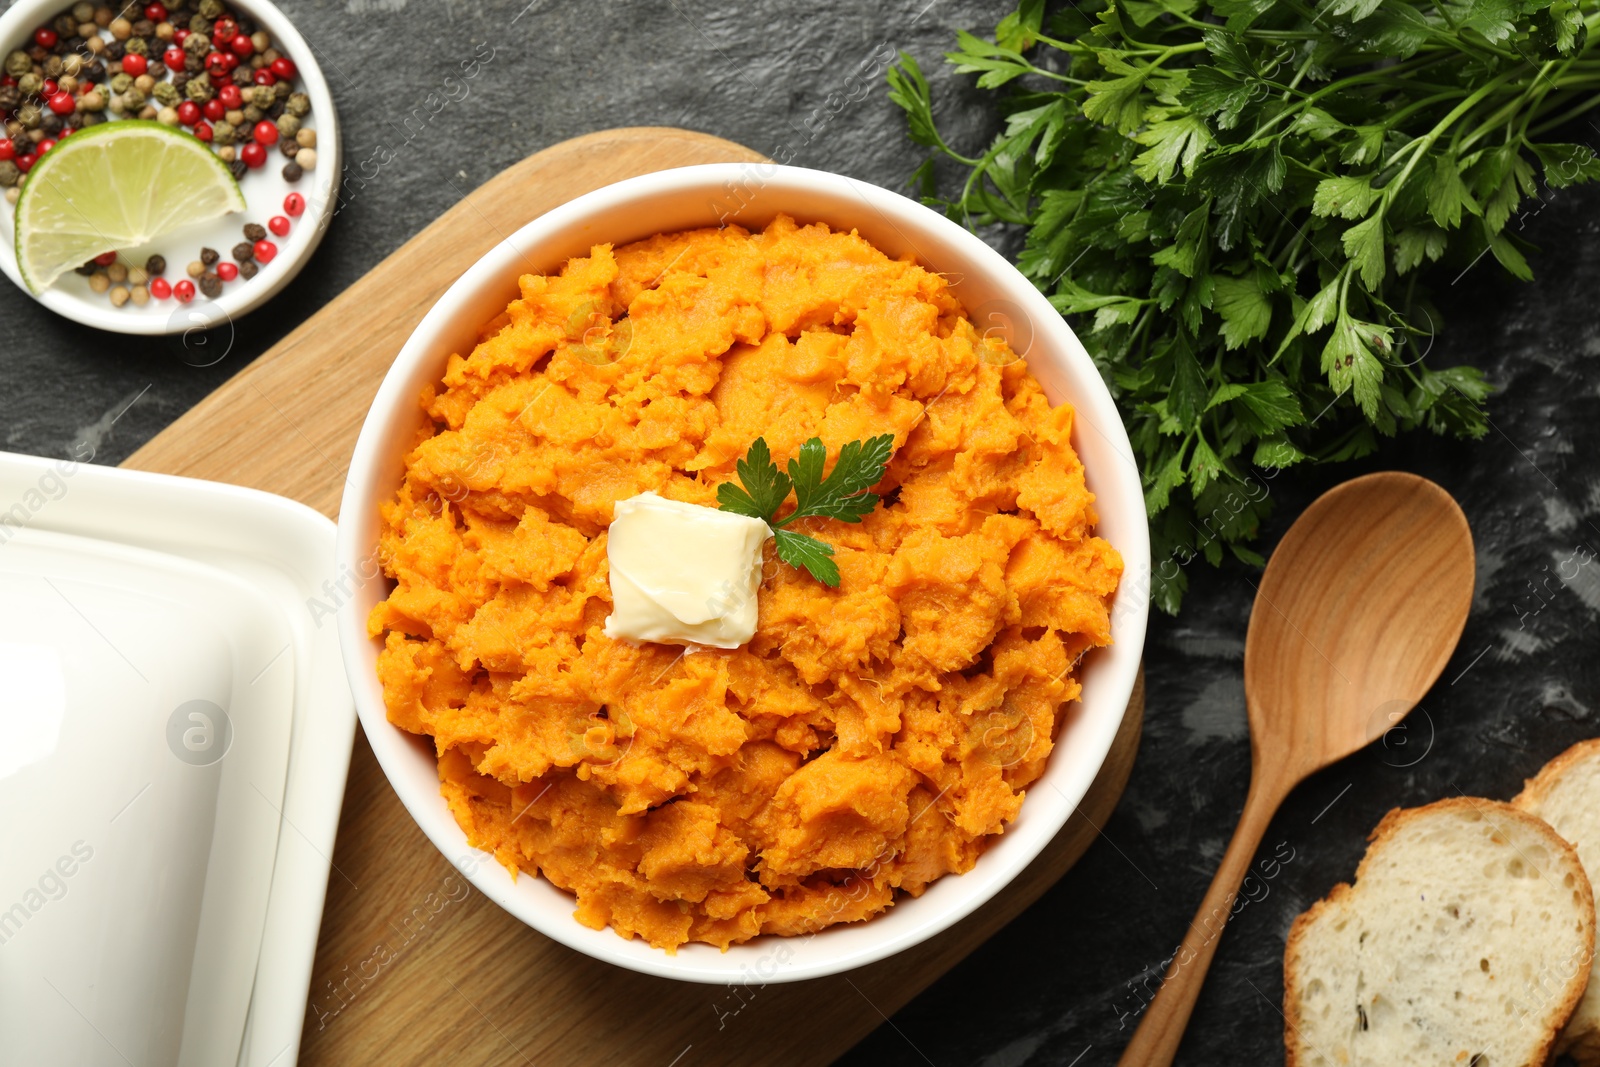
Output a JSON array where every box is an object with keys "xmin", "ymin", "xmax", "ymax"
[
  {"xmin": 336, "ymin": 161, "xmax": 1151, "ymax": 984},
  {"xmin": 0, "ymin": 0, "xmax": 342, "ymax": 335}
]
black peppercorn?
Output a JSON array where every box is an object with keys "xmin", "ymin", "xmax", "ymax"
[
  {"xmin": 231, "ymin": 241, "xmax": 253, "ymax": 261},
  {"xmin": 243, "ymin": 222, "xmax": 266, "ymax": 241},
  {"xmin": 83, "ymin": 60, "xmax": 105, "ymax": 82},
  {"xmin": 0, "ymin": 87, "xmax": 17, "ymax": 112},
  {"xmin": 132, "ymin": 19, "xmax": 154, "ymax": 37},
  {"xmin": 145, "ymin": 254, "xmax": 166, "ymax": 276},
  {"xmin": 199, "ymin": 271, "xmax": 221, "ymax": 299},
  {"xmin": 228, "ymin": 158, "xmax": 246, "ymax": 180},
  {"xmin": 104, "ymin": 39, "xmax": 124, "ymax": 60},
  {"xmin": 239, "ymin": 259, "xmax": 258, "ymax": 280},
  {"xmin": 281, "ymin": 160, "xmax": 302, "ymax": 182},
  {"xmin": 199, "ymin": 246, "xmax": 219, "ymax": 266},
  {"xmin": 171, "ymin": 72, "xmax": 189, "ymax": 91},
  {"xmin": 231, "ymin": 66, "xmax": 251, "ymax": 87},
  {"xmin": 74, "ymin": 261, "xmax": 97, "ymax": 276}
]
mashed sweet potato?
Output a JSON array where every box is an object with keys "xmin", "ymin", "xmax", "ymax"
[{"xmin": 369, "ymin": 214, "xmax": 1122, "ymax": 951}]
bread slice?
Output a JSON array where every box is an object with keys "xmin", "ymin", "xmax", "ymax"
[
  {"xmin": 1284, "ymin": 797, "xmax": 1595, "ymax": 1067},
  {"xmin": 1514, "ymin": 739, "xmax": 1600, "ymax": 1065}
]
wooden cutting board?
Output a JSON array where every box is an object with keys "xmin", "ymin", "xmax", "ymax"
[{"xmin": 123, "ymin": 126, "xmax": 1145, "ymax": 1067}]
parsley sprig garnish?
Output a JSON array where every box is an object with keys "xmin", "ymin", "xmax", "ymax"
[
  {"xmin": 717, "ymin": 435, "xmax": 896, "ymax": 587},
  {"xmin": 889, "ymin": 0, "xmax": 1600, "ymax": 611}
]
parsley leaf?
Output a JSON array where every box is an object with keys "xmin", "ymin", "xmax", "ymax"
[{"xmin": 717, "ymin": 434, "xmax": 896, "ymax": 587}]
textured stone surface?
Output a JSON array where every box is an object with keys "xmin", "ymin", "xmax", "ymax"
[{"xmin": 3, "ymin": 0, "xmax": 1598, "ymax": 1064}]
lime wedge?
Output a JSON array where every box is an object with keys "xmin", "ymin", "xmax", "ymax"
[{"xmin": 14, "ymin": 120, "xmax": 246, "ymax": 294}]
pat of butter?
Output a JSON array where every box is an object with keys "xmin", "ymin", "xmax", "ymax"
[{"xmin": 603, "ymin": 491, "xmax": 770, "ymax": 649}]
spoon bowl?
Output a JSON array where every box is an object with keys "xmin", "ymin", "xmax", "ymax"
[
  {"xmin": 1246, "ymin": 471, "xmax": 1477, "ymax": 777},
  {"xmin": 1119, "ymin": 471, "xmax": 1475, "ymax": 1066}
]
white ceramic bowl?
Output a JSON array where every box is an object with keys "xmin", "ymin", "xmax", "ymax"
[
  {"xmin": 336, "ymin": 163, "xmax": 1151, "ymax": 984},
  {"xmin": 0, "ymin": 0, "xmax": 341, "ymax": 334}
]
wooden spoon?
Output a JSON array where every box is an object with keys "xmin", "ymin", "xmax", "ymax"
[{"xmin": 1117, "ymin": 471, "xmax": 1474, "ymax": 1066}]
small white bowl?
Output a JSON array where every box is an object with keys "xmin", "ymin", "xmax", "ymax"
[
  {"xmin": 336, "ymin": 163, "xmax": 1151, "ymax": 984},
  {"xmin": 0, "ymin": 0, "xmax": 341, "ymax": 335}
]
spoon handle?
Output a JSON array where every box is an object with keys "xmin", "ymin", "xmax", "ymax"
[{"xmin": 1116, "ymin": 772, "xmax": 1289, "ymax": 1067}]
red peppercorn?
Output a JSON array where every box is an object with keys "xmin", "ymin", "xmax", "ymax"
[
  {"xmin": 283, "ymin": 191, "xmax": 305, "ymax": 217},
  {"xmin": 144, "ymin": 2, "xmax": 168, "ymax": 21},
  {"xmin": 173, "ymin": 279, "xmax": 195, "ymax": 303},
  {"xmin": 1, "ymin": 76, "xmax": 15, "ymax": 88},
  {"xmin": 268, "ymin": 215, "xmax": 289, "ymax": 236},
  {"xmin": 172, "ymin": 27, "xmax": 189, "ymax": 45},
  {"xmin": 47, "ymin": 92, "xmax": 74, "ymax": 116},
  {"xmin": 229, "ymin": 34, "xmax": 254, "ymax": 59},
  {"xmin": 121, "ymin": 53, "xmax": 148, "ymax": 77},
  {"xmin": 221, "ymin": 50, "xmax": 239, "ymax": 71},
  {"xmin": 41, "ymin": 79, "xmax": 57, "ymax": 97},
  {"xmin": 164, "ymin": 47, "xmax": 186, "ymax": 72},
  {"xmin": 204, "ymin": 51, "xmax": 229, "ymax": 78},
  {"xmin": 177, "ymin": 100, "xmax": 200, "ymax": 126},
  {"xmin": 193, "ymin": 120, "xmax": 212, "ymax": 142},
  {"xmin": 212, "ymin": 16, "xmax": 237, "ymax": 43},
  {"xmin": 37, "ymin": 138, "xmax": 56, "ymax": 154},
  {"xmin": 16, "ymin": 153, "xmax": 36, "ymax": 173},
  {"xmin": 0, "ymin": 141, "xmax": 12, "ymax": 162},
  {"xmin": 58, "ymin": 127, "xmax": 73, "ymax": 137},
  {"xmin": 253, "ymin": 120, "xmax": 278, "ymax": 146},
  {"xmin": 252, "ymin": 69, "xmax": 275, "ymax": 86},
  {"xmin": 218, "ymin": 85, "xmax": 242, "ymax": 109},
  {"xmin": 216, "ymin": 261, "xmax": 238, "ymax": 281},
  {"xmin": 150, "ymin": 276, "xmax": 172, "ymax": 299},
  {"xmin": 270, "ymin": 57, "xmax": 297, "ymax": 81},
  {"xmin": 203, "ymin": 98, "xmax": 224, "ymax": 121},
  {"xmin": 33, "ymin": 27, "xmax": 58, "ymax": 49},
  {"xmin": 240, "ymin": 141, "xmax": 265, "ymax": 168},
  {"xmin": 94, "ymin": 251, "xmax": 117, "ymax": 266},
  {"xmin": 253, "ymin": 239, "xmax": 277, "ymax": 264}
]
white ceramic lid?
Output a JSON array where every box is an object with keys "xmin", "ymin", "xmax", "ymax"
[{"xmin": 0, "ymin": 450, "xmax": 356, "ymax": 1067}]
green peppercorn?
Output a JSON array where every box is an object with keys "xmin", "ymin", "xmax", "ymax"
[
  {"xmin": 16, "ymin": 104, "xmax": 41, "ymax": 129},
  {"xmin": 242, "ymin": 104, "xmax": 263, "ymax": 124},
  {"xmin": 248, "ymin": 84, "xmax": 272, "ymax": 109},
  {"xmin": 211, "ymin": 119, "xmax": 235, "ymax": 145},
  {"xmin": 110, "ymin": 71, "xmax": 132, "ymax": 93},
  {"xmin": 80, "ymin": 111, "xmax": 103, "ymax": 127},
  {"xmin": 275, "ymin": 113, "xmax": 300, "ymax": 139},
  {"xmin": 124, "ymin": 37, "xmax": 148, "ymax": 56},
  {"xmin": 123, "ymin": 87, "xmax": 145, "ymax": 110},
  {"xmin": 80, "ymin": 90, "xmax": 105, "ymax": 111},
  {"xmin": 182, "ymin": 31, "xmax": 208, "ymax": 56},
  {"xmin": 0, "ymin": 87, "xmax": 17, "ymax": 112},
  {"xmin": 17, "ymin": 72, "xmax": 42, "ymax": 97},
  {"xmin": 285, "ymin": 92, "xmax": 309, "ymax": 118},
  {"xmin": 184, "ymin": 77, "xmax": 212, "ymax": 102},
  {"xmin": 200, "ymin": 0, "xmax": 223, "ymax": 14},
  {"xmin": 0, "ymin": 161, "xmax": 18, "ymax": 188},
  {"xmin": 43, "ymin": 56, "xmax": 63, "ymax": 79},
  {"xmin": 152, "ymin": 80, "xmax": 179, "ymax": 106},
  {"xmin": 188, "ymin": 14, "xmax": 211, "ymax": 34},
  {"xmin": 5, "ymin": 51, "xmax": 31, "ymax": 78}
]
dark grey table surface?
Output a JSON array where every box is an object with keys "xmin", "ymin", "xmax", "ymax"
[{"xmin": 3, "ymin": 0, "xmax": 1597, "ymax": 1064}]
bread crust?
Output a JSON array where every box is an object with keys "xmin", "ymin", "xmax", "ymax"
[
  {"xmin": 1513, "ymin": 739, "xmax": 1600, "ymax": 1066},
  {"xmin": 1282, "ymin": 796, "xmax": 1597, "ymax": 1067}
]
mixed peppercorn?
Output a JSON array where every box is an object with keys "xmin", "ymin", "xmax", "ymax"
[
  {"xmin": 71, "ymin": 190, "xmax": 303, "ymax": 306},
  {"xmin": 3, "ymin": 0, "xmax": 319, "ymax": 308}
]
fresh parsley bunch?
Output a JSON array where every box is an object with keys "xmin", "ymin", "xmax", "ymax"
[
  {"xmin": 890, "ymin": 0, "xmax": 1600, "ymax": 612},
  {"xmin": 718, "ymin": 435, "xmax": 897, "ymax": 587}
]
